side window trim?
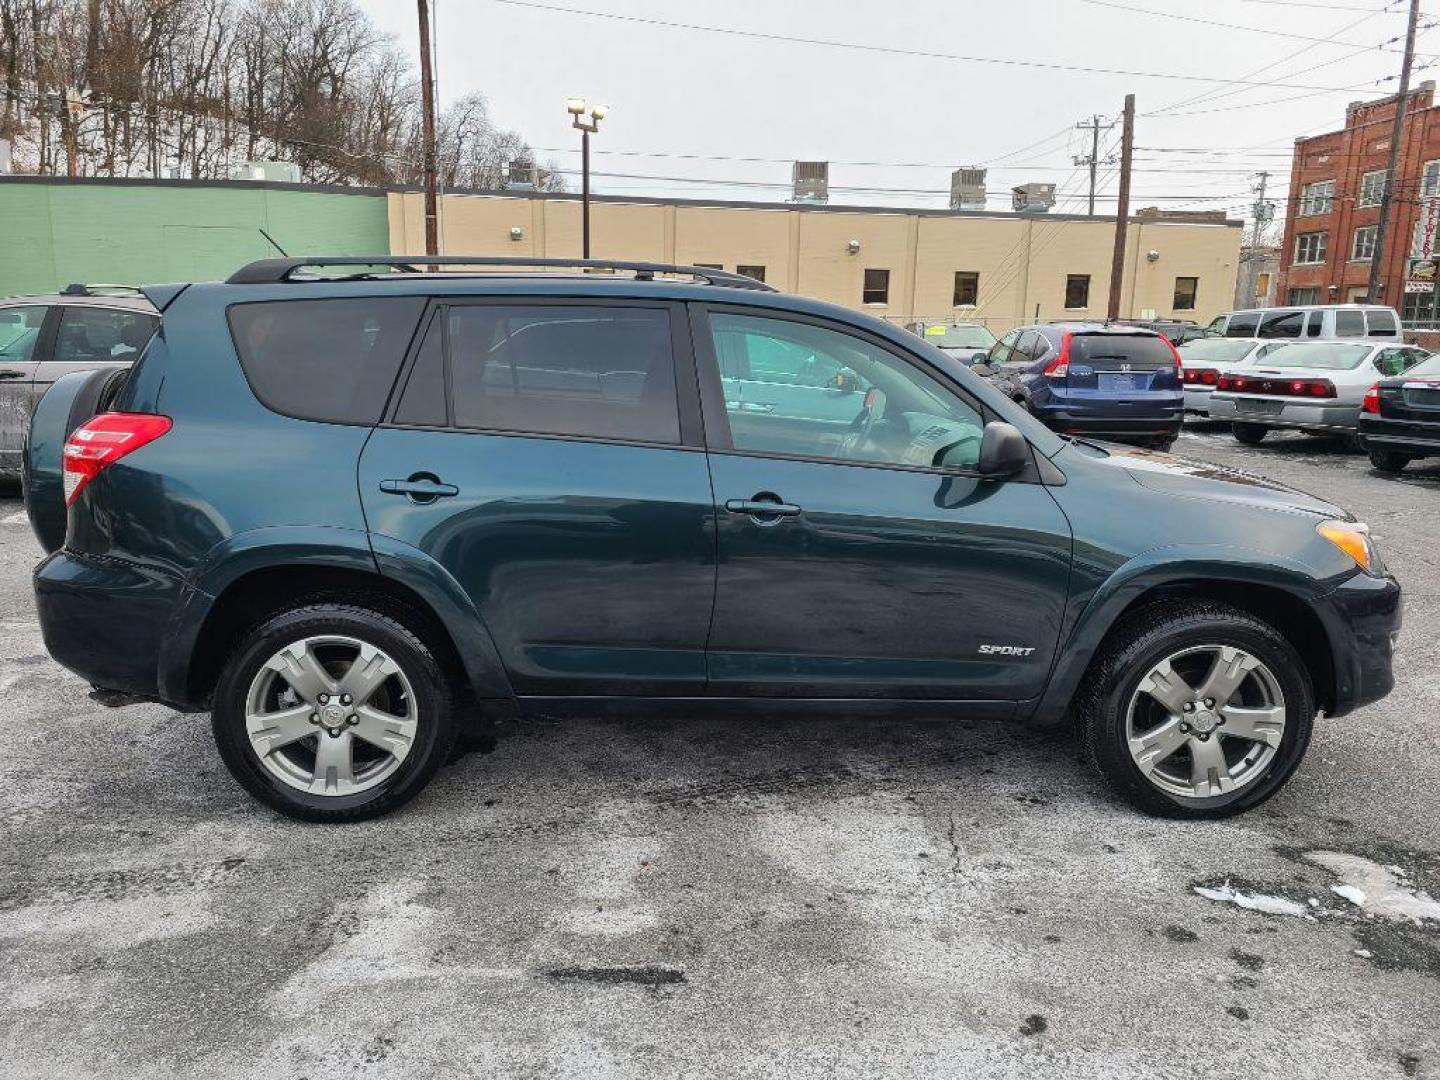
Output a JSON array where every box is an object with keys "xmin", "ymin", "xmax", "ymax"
[
  {"xmin": 384, "ymin": 295, "xmax": 703, "ymax": 449},
  {"xmin": 690, "ymin": 301, "xmax": 993, "ymax": 473}
]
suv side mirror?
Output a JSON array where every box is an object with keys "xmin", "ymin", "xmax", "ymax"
[{"xmin": 978, "ymin": 421, "xmax": 1030, "ymax": 478}]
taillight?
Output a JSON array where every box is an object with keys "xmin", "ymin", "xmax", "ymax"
[
  {"xmin": 62, "ymin": 412, "xmax": 172, "ymax": 506},
  {"xmin": 1044, "ymin": 332, "xmax": 1072, "ymax": 378},
  {"xmin": 1183, "ymin": 367, "xmax": 1219, "ymax": 386},
  {"xmin": 1217, "ymin": 376, "xmax": 1334, "ymax": 398},
  {"xmin": 1362, "ymin": 383, "xmax": 1380, "ymax": 414},
  {"xmin": 1165, "ymin": 337, "xmax": 1183, "ymax": 377}
]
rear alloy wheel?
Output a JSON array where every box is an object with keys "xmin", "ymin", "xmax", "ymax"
[
  {"xmin": 1078, "ymin": 601, "xmax": 1314, "ymax": 818},
  {"xmin": 213, "ymin": 604, "xmax": 456, "ymax": 822},
  {"xmin": 1367, "ymin": 447, "xmax": 1411, "ymax": 473},
  {"xmin": 1231, "ymin": 422, "xmax": 1267, "ymax": 446}
]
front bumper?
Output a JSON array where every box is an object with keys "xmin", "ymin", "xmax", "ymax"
[
  {"xmin": 1318, "ymin": 570, "xmax": 1402, "ymax": 717},
  {"xmin": 33, "ymin": 550, "xmax": 185, "ymax": 703}
]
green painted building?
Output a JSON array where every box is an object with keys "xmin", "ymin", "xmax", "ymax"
[{"xmin": 0, "ymin": 177, "xmax": 390, "ymax": 297}]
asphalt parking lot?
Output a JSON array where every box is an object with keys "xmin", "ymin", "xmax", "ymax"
[{"xmin": 1, "ymin": 427, "xmax": 1437, "ymax": 1080}]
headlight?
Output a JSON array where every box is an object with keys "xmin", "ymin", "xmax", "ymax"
[{"xmin": 1317, "ymin": 519, "xmax": 1382, "ymax": 574}]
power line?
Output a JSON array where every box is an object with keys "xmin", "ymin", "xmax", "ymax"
[
  {"xmin": 1080, "ymin": 0, "xmax": 1414, "ymax": 52},
  {"xmin": 492, "ymin": 0, "xmax": 1375, "ymax": 91}
]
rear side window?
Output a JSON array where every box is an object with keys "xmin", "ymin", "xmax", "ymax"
[
  {"xmin": 1225, "ymin": 312, "xmax": 1260, "ymax": 337},
  {"xmin": 444, "ymin": 304, "xmax": 679, "ymax": 444},
  {"xmin": 1069, "ymin": 334, "xmax": 1175, "ymax": 369},
  {"xmin": 1257, "ymin": 309, "xmax": 1303, "ymax": 338},
  {"xmin": 1367, "ymin": 309, "xmax": 1399, "ymax": 337},
  {"xmin": 1335, "ymin": 309, "xmax": 1366, "ymax": 337},
  {"xmin": 229, "ymin": 298, "xmax": 425, "ymax": 424},
  {"xmin": 0, "ymin": 305, "xmax": 49, "ymax": 361}
]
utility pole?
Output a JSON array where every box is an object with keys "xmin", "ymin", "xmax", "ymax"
[
  {"xmin": 1249, "ymin": 171, "xmax": 1274, "ymax": 306},
  {"xmin": 1074, "ymin": 114, "xmax": 1116, "ymax": 216},
  {"xmin": 1107, "ymin": 93, "xmax": 1135, "ymax": 321},
  {"xmin": 1368, "ymin": 0, "xmax": 1422, "ymax": 303},
  {"xmin": 417, "ymin": 0, "xmax": 440, "ymax": 258}
]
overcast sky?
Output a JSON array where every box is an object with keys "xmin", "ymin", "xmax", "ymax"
[{"xmin": 357, "ymin": 0, "xmax": 1430, "ymax": 223}]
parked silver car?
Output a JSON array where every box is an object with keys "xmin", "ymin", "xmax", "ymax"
[
  {"xmin": 0, "ymin": 286, "xmax": 158, "ymax": 480},
  {"xmin": 1207, "ymin": 340, "xmax": 1431, "ymax": 444},
  {"xmin": 1176, "ymin": 337, "xmax": 1281, "ymax": 416}
]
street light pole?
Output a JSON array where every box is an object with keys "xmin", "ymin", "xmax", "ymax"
[{"xmin": 567, "ymin": 98, "xmax": 608, "ymax": 259}]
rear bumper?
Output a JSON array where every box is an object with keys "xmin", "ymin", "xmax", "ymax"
[
  {"xmin": 33, "ymin": 550, "xmax": 184, "ymax": 704},
  {"xmin": 1183, "ymin": 388, "xmax": 1215, "ymax": 415},
  {"xmin": 1216, "ymin": 396, "xmax": 1359, "ymax": 433},
  {"xmin": 1357, "ymin": 415, "xmax": 1440, "ymax": 457},
  {"xmin": 1035, "ymin": 413, "xmax": 1183, "ymax": 440},
  {"xmin": 1318, "ymin": 570, "xmax": 1402, "ymax": 717}
]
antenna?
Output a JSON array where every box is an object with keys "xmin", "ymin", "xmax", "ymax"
[{"xmin": 258, "ymin": 228, "xmax": 288, "ymax": 257}]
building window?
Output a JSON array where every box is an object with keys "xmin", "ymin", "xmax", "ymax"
[
  {"xmin": 1294, "ymin": 231, "xmax": 1328, "ymax": 265},
  {"xmin": 1403, "ymin": 292, "xmax": 1440, "ymax": 326},
  {"xmin": 862, "ymin": 268, "xmax": 891, "ymax": 305},
  {"xmin": 1424, "ymin": 160, "xmax": 1440, "ymax": 198},
  {"xmin": 1173, "ymin": 277, "xmax": 1198, "ymax": 311},
  {"xmin": 1289, "ymin": 287, "xmax": 1321, "ymax": 305},
  {"xmin": 736, "ymin": 265, "xmax": 766, "ymax": 283},
  {"xmin": 1358, "ymin": 170, "xmax": 1386, "ymax": 208},
  {"xmin": 1064, "ymin": 274, "xmax": 1091, "ymax": 309},
  {"xmin": 1256, "ymin": 271, "xmax": 1272, "ymax": 299},
  {"xmin": 953, "ymin": 271, "xmax": 979, "ymax": 306},
  {"xmin": 1298, "ymin": 180, "xmax": 1334, "ymax": 216},
  {"xmin": 1351, "ymin": 225, "xmax": 1378, "ymax": 261}
]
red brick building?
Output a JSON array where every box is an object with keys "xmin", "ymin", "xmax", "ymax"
[{"xmin": 1277, "ymin": 80, "xmax": 1440, "ymax": 323}]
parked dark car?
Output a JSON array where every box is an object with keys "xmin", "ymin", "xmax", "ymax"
[
  {"xmin": 1111, "ymin": 318, "xmax": 1206, "ymax": 345},
  {"xmin": 982, "ymin": 322, "xmax": 1184, "ymax": 449},
  {"xmin": 26, "ymin": 256, "xmax": 1400, "ymax": 823},
  {"xmin": 0, "ymin": 285, "xmax": 157, "ymax": 481},
  {"xmin": 1357, "ymin": 352, "xmax": 1440, "ymax": 472}
]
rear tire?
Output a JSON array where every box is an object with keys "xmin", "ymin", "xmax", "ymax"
[
  {"xmin": 1231, "ymin": 422, "xmax": 1267, "ymax": 446},
  {"xmin": 212, "ymin": 603, "xmax": 458, "ymax": 822},
  {"xmin": 1076, "ymin": 600, "xmax": 1315, "ymax": 819},
  {"xmin": 1368, "ymin": 447, "xmax": 1410, "ymax": 473}
]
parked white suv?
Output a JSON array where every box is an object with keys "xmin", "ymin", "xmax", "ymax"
[{"xmin": 1205, "ymin": 305, "xmax": 1401, "ymax": 343}]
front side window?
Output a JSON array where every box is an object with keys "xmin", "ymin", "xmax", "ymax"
[
  {"xmin": 1173, "ymin": 276, "xmax": 1198, "ymax": 311},
  {"xmin": 230, "ymin": 298, "xmax": 423, "ymax": 425},
  {"xmin": 1224, "ymin": 311, "xmax": 1261, "ymax": 337},
  {"xmin": 54, "ymin": 306, "xmax": 158, "ymax": 364},
  {"xmin": 1257, "ymin": 309, "xmax": 1304, "ymax": 338},
  {"xmin": 1065, "ymin": 274, "xmax": 1091, "ymax": 309},
  {"xmin": 708, "ymin": 312, "xmax": 985, "ymax": 471},
  {"xmin": 953, "ymin": 271, "xmax": 979, "ymax": 307},
  {"xmin": 863, "ymin": 268, "xmax": 891, "ymax": 305},
  {"xmin": 1298, "ymin": 180, "xmax": 1334, "ymax": 216},
  {"xmin": 1358, "ymin": 170, "xmax": 1386, "ymax": 208},
  {"xmin": 1294, "ymin": 232, "xmax": 1327, "ymax": 265},
  {"xmin": 442, "ymin": 304, "xmax": 680, "ymax": 444},
  {"xmin": 1351, "ymin": 225, "xmax": 1378, "ymax": 261},
  {"xmin": 0, "ymin": 305, "xmax": 49, "ymax": 361}
]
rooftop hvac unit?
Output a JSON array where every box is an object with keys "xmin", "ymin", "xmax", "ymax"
[
  {"xmin": 229, "ymin": 160, "xmax": 302, "ymax": 183},
  {"xmin": 1012, "ymin": 182, "xmax": 1057, "ymax": 213},
  {"xmin": 950, "ymin": 167, "xmax": 986, "ymax": 210},
  {"xmin": 792, "ymin": 161, "xmax": 829, "ymax": 203}
]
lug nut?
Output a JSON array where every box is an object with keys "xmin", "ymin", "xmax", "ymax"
[
  {"xmin": 309, "ymin": 713, "xmax": 320, "ymax": 724},
  {"xmin": 341, "ymin": 694, "xmax": 352, "ymax": 705},
  {"xmin": 1180, "ymin": 722, "xmax": 1190, "ymax": 733},
  {"xmin": 1204, "ymin": 698, "xmax": 1215, "ymax": 708},
  {"xmin": 318, "ymin": 693, "xmax": 329, "ymax": 705},
  {"xmin": 1199, "ymin": 733, "xmax": 1210, "ymax": 741},
  {"xmin": 327, "ymin": 729, "xmax": 341, "ymax": 738},
  {"xmin": 346, "ymin": 714, "xmax": 358, "ymax": 725},
  {"xmin": 1183, "ymin": 702, "xmax": 1195, "ymax": 712}
]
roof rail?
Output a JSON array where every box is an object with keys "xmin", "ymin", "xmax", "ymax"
[
  {"xmin": 61, "ymin": 283, "xmax": 145, "ymax": 297},
  {"xmin": 225, "ymin": 255, "xmax": 778, "ymax": 292}
]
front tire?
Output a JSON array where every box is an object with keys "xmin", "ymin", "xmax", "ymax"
[
  {"xmin": 1231, "ymin": 422, "xmax": 1267, "ymax": 446},
  {"xmin": 1076, "ymin": 601, "xmax": 1315, "ymax": 818},
  {"xmin": 212, "ymin": 603, "xmax": 458, "ymax": 822},
  {"xmin": 1368, "ymin": 447, "xmax": 1411, "ymax": 473}
]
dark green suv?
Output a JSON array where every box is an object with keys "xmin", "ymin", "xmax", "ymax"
[{"xmin": 25, "ymin": 257, "xmax": 1401, "ymax": 822}]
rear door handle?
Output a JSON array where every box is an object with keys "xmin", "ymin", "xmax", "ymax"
[
  {"xmin": 0, "ymin": 371, "xmax": 25, "ymax": 380},
  {"xmin": 379, "ymin": 476, "xmax": 459, "ymax": 501}
]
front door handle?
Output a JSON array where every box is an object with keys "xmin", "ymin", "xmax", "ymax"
[
  {"xmin": 379, "ymin": 475, "xmax": 459, "ymax": 503},
  {"xmin": 725, "ymin": 493, "xmax": 802, "ymax": 524}
]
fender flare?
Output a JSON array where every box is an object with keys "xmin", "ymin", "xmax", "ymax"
[
  {"xmin": 156, "ymin": 526, "xmax": 513, "ymax": 705},
  {"xmin": 1025, "ymin": 544, "xmax": 1338, "ymax": 725}
]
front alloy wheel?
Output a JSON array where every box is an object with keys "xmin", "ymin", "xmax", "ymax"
[{"xmin": 1125, "ymin": 645, "xmax": 1285, "ymax": 799}]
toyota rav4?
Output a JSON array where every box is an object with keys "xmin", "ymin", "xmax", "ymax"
[{"xmin": 25, "ymin": 256, "xmax": 1401, "ymax": 823}]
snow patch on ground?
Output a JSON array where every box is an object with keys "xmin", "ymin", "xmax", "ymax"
[
  {"xmin": 1305, "ymin": 850, "xmax": 1440, "ymax": 925},
  {"xmin": 1193, "ymin": 881, "xmax": 1309, "ymax": 917}
]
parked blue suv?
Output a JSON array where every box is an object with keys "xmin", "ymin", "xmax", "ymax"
[
  {"xmin": 984, "ymin": 322, "xmax": 1184, "ymax": 449},
  {"xmin": 24, "ymin": 257, "xmax": 1399, "ymax": 823}
]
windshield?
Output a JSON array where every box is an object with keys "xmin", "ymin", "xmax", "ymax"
[
  {"xmin": 1257, "ymin": 342, "xmax": 1371, "ymax": 370},
  {"xmin": 1177, "ymin": 339, "xmax": 1257, "ymax": 364},
  {"xmin": 932, "ymin": 326, "xmax": 996, "ymax": 349}
]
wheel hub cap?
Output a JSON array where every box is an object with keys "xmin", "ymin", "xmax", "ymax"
[
  {"xmin": 320, "ymin": 703, "xmax": 347, "ymax": 730},
  {"xmin": 1189, "ymin": 707, "xmax": 1220, "ymax": 734}
]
